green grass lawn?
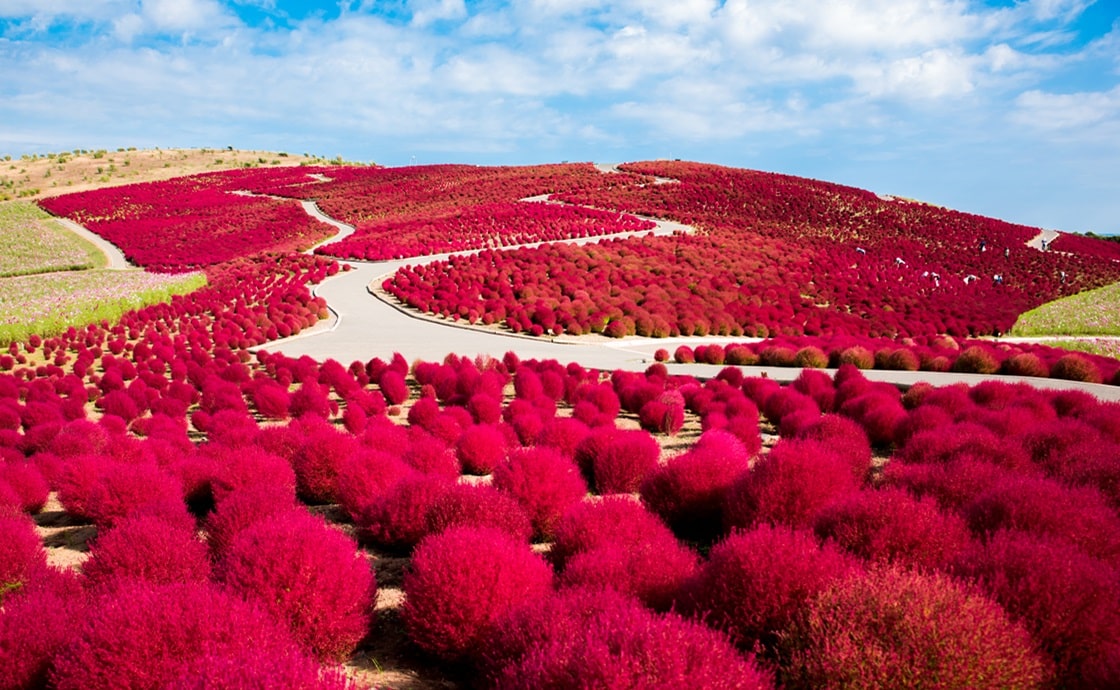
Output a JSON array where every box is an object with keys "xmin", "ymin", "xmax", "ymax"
[
  {"xmin": 0, "ymin": 269, "xmax": 206, "ymax": 344},
  {"xmin": 0, "ymin": 201, "xmax": 105, "ymax": 277},
  {"xmin": 1010, "ymin": 281, "xmax": 1120, "ymax": 337}
]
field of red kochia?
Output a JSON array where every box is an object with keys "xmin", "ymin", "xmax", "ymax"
[{"xmin": 5, "ymin": 159, "xmax": 1118, "ymax": 688}]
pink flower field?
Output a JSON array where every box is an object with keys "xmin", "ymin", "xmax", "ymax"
[{"xmin": 3, "ymin": 159, "xmax": 1118, "ymax": 689}]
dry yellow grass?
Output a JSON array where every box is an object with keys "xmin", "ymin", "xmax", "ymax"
[{"xmin": 0, "ymin": 146, "xmax": 349, "ymax": 202}]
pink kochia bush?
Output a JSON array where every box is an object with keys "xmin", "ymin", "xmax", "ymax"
[
  {"xmin": 1, "ymin": 512, "xmax": 46, "ymax": 596},
  {"xmin": 778, "ymin": 566, "xmax": 1053, "ymax": 690},
  {"xmin": 81, "ymin": 513, "xmax": 211, "ymax": 590},
  {"xmin": 558, "ymin": 515, "xmax": 699, "ymax": 612},
  {"xmin": 723, "ymin": 438, "xmax": 859, "ymax": 531},
  {"xmin": 812, "ymin": 488, "xmax": 973, "ymax": 571},
  {"xmin": 493, "ymin": 447, "xmax": 587, "ymax": 541},
  {"xmin": 681, "ymin": 524, "xmax": 859, "ymax": 656},
  {"xmin": 952, "ymin": 530, "xmax": 1120, "ymax": 688},
  {"xmin": 49, "ymin": 581, "xmax": 305, "ymax": 690},
  {"xmin": 163, "ymin": 645, "xmax": 355, "ymax": 690},
  {"xmin": 424, "ymin": 482, "xmax": 534, "ymax": 543},
  {"xmin": 216, "ymin": 510, "xmax": 377, "ymax": 662},
  {"xmin": 640, "ymin": 428, "xmax": 753, "ymax": 539},
  {"xmin": 586, "ymin": 427, "xmax": 662, "ymax": 495},
  {"xmin": 401, "ymin": 526, "xmax": 554, "ymax": 664},
  {"xmin": 488, "ymin": 588, "xmax": 774, "ymax": 690},
  {"xmin": 0, "ymin": 587, "xmax": 87, "ymax": 690}
]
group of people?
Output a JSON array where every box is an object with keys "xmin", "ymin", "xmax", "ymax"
[{"xmin": 856, "ymin": 240, "xmax": 1070, "ymax": 289}]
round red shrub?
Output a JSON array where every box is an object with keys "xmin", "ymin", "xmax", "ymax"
[
  {"xmin": 812, "ymin": 487, "xmax": 973, "ymax": 570},
  {"xmin": 549, "ymin": 496, "xmax": 674, "ymax": 570},
  {"xmin": 455, "ymin": 423, "xmax": 508, "ymax": 475},
  {"xmin": 164, "ymin": 645, "xmax": 354, "ymax": 690},
  {"xmin": 724, "ymin": 438, "xmax": 859, "ymax": 531},
  {"xmin": 788, "ymin": 413, "xmax": 872, "ymax": 483},
  {"xmin": 204, "ymin": 483, "xmax": 301, "ymax": 557},
  {"xmin": 401, "ymin": 526, "xmax": 553, "ymax": 663},
  {"xmin": 425, "ymin": 482, "xmax": 533, "ymax": 543},
  {"xmin": 673, "ymin": 345, "xmax": 696, "ymax": 363},
  {"xmin": 535, "ymin": 416, "xmax": 591, "ymax": 459},
  {"xmin": 81, "ymin": 513, "xmax": 211, "ymax": 589},
  {"xmin": 0, "ymin": 461, "xmax": 49, "ymax": 513},
  {"xmin": 898, "ymin": 422, "xmax": 1033, "ymax": 474},
  {"xmin": 836, "ymin": 345, "xmax": 874, "ymax": 369},
  {"xmin": 249, "ymin": 380, "xmax": 291, "ymax": 420},
  {"xmin": 559, "ymin": 526, "xmax": 698, "ymax": 611},
  {"xmin": 882, "ymin": 457, "xmax": 1020, "ymax": 512},
  {"xmin": 682, "ymin": 524, "xmax": 858, "ymax": 655},
  {"xmin": 492, "ymin": 594, "xmax": 774, "ymax": 690},
  {"xmin": 794, "ymin": 345, "xmax": 829, "ymax": 368},
  {"xmin": 291, "ymin": 419, "xmax": 358, "ymax": 504},
  {"xmin": 0, "ymin": 584, "xmax": 87, "ymax": 690},
  {"xmin": 640, "ymin": 428, "xmax": 752, "ymax": 539},
  {"xmin": 334, "ymin": 448, "xmax": 415, "ymax": 522},
  {"xmin": 778, "ymin": 566, "xmax": 1052, "ymax": 690},
  {"xmin": 50, "ymin": 581, "xmax": 301, "ymax": 690},
  {"xmin": 0, "ymin": 511, "xmax": 46, "ymax": 601},
  {"xmin": 1050, "ymin": 353, "xmax": 1104, "ymax": 383},
  {"xmin": 83, "ymin": 461, "xmax": 189, "ymax": 531},
  {"xmin": 217, "ymin": 510, "xmax": 377, "ymax": 661},
  {"xmin": 964, "ymin": 475, "xmax": 1120, "ymax": 567},
  {"xmin": 493, "ymin": 447, "xmax": 587, "ymax": 541},
  {"xmin": 952, "ymin": 530, "xmax": 1120, "ymax": 688},
  {"xmin": 952, "ymin": 345, "xmax": 1001, "ymax": 374},
  {"xmin": 402, "ymin": 429, "xmax": 459, "ymax": 478},
  {"xmin": 355, "ymin": 473, "xmax": 452, "ymax": 550},
  {"xmin": 207, "ymin": 444, "xmax": 297, "ymax": 504},
  {"xmin": 378, "ymin": 369, "xmax": 410, "ymax": 405},
  {"xmin": 591, "ymin": 428, "xmax": 661, "ymax": 495}
]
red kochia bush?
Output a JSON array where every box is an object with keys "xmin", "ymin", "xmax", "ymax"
[
  {"xmin": 0, "ymin": 588, "xmax": 87, "ymax": 690},
  {"xmin": 724, "ymin": 438, "xmax": 859, "ymax": 531},
  {"xmin": 812, "ymin": 488, "xmax": 973, "ymax": 571},
  {"xmin": 640, "ymin": 428, "xmax": 752, "ymax": 539},
  {"xmin": 558, "ymin": 526, "xmax": 699, "ymax": 612},
  {"xmin": 549, "ymin": 497, "xmax": 675, "ymax": 570},
  {"xmin": 0, "ymin": 512, "xmax": 46, "ymax": 600},
  {"xmin": 455, "ymin": 423, "xmax": 509, "ymax": 475},
  {"xmin": 207, "ymin": 445, "xmax": 297, "ymax": 504},
  {"xmin": 216, "ymin": 511, "xmax": 377, "ymax": 661},
  {"xmin": 953, "ymin": 530, "xmax": 1120, "ymax": 689},
  {"xmin": 355, "ymin": 473, "xmax": 452, "ymax": 550},
  {"xmin": 401, "ymin": 526, "xmax": 554, "ymax": 663},
  {"xmin": 204, "ymin": 483, "xmax": 301, "ymax": 557},
  {"xmin": 964, "ymin": 475, "xmax": 1120, "ymax": 567},
  {"xmin": 491, "ymin": 596, "xmax": 774, "ymax": 690},
  {"xmin": 493, "ymin": 447, "xmax": 587, "ymax": 541},
  {"xmin": 682, "ymin": 524, "xmax": 859, "ymax": 655},
  {"xmin": 590, "ymin": 428, "xmax": 661, "ymax": 495},
  {"xmin": 425, "ymin": 482, "xmax": 534, "ymax": 543},
  {"xmin": 81, "ymin": 513, "xmax": 211, "ymax": 589},
  {"xmin": 778, "ymin": 566, "xmax": 1053, "ymax": 690},
  {"xmin": 50, "ymin": 581, "xmax": 302, "ymax": 690},
  {"xmin": 291, "ymin": 418, "xmax": 358, "ymax": 504},
  {"xmin": 0, "ymin": 461, "xmax": 49, "ymax": 512},
  {"xmin": 163, "ymin": 645, "xmax": 354, "ymax": 690},
  {"xmin": 333, "ymin": 448, "xmax": 415, "ymax": 522},
  {"xmin": 82, "ymin": 461, "xmax": 189, "ymax": 530}
]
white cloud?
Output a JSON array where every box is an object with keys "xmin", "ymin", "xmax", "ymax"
[
  {"xmin": 855, "ymin": 48, "xmax": 977, "ymax": 100},
  {"xmin": 1011, "ymin": 86, "xmax": 1120, "ymax": 130},
  {"xmin": 409, "ymin": 0, "xmax": 467, "ymax": 28}
]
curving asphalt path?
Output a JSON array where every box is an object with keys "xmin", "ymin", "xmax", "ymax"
[
  {"xmin": 44, "ymin": 170, "xmax": 1120, "ymax": 401},
  {"xmin": 52, "ymin": 217, "xmax": 134, "ymax": 269},
  {"xmin": 259, "ymin": 180, "xmax": 1120, "ymax": 402}
]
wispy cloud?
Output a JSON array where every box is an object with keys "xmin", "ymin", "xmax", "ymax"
[{"xmin": 0, "ymin": 0, "xmax": 1117, "ymax": 233}]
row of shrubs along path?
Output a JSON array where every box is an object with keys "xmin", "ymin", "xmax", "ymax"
[{"xmin": 257, "ymin": 168, "xmax": 1120, "ymax": 402}]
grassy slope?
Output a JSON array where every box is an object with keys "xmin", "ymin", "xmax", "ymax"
[{"xmin": 1010, "ymin": 281, "xmax": 1120, "ymax": 337}]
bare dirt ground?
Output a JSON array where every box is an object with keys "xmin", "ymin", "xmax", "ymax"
[{"xmin": 0, "ymin": 147, "xmax": 345, "ymax": 202}]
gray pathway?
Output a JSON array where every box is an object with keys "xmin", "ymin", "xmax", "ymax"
[
  {"xmin": 261, "ymin": 184, "xmax": 1120, "ymax": 401},
  {"xmin": 53, "ymin": 217, "xmax": 134, "ymax": 269}
]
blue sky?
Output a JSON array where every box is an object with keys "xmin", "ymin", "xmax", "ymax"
[{"xmin": 1, "ymin": 1, "xmax": 1118, "ymax": 234}]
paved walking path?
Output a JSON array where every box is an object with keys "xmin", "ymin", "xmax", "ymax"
[
  {"xmin": 44, "ymin": 170, "xmax": 1120, "ymax": 401},
  {"xmin": 260, "ymin": 176, "xmax": 1120, "ymax": 401},
  {"xmin": 52, "ymin": 217, "xmax": 134, "ymax": 270}
]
